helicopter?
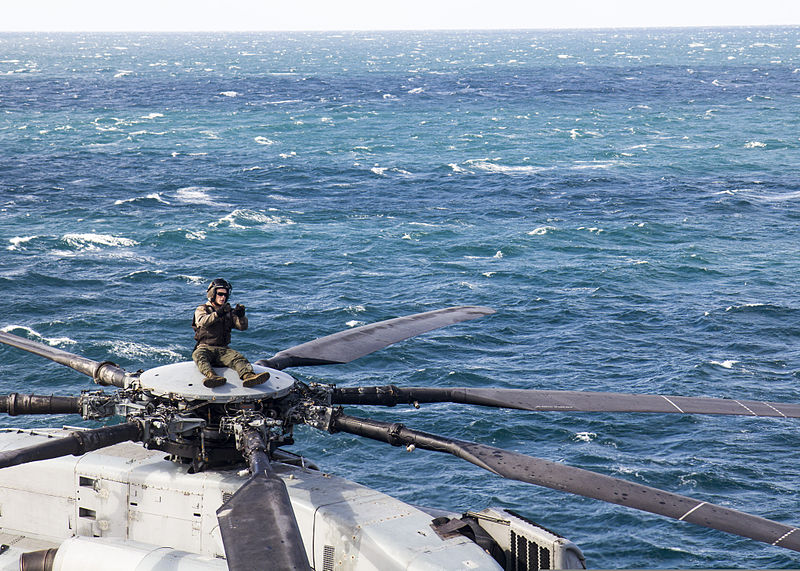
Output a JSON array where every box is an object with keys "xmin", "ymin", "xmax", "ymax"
[{"xmin": 0, "ymin": 305, "xmax": 799, "ymax": 570}]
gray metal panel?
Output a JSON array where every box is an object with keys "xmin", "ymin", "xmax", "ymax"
[{"xmin": 138, "ymin": 362, "xmax": 294, "ymax": 402}]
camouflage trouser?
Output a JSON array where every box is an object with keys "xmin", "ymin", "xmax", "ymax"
[{"xmin": 192, "ymin": 345, "xmax": 254, "ymax": 379}]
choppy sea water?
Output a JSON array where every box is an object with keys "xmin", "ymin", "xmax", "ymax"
[{"xmin": 2, "ymin": 28, "xmax": 800, "ymax": 568}]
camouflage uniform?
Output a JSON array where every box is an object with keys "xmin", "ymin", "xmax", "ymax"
[{"xmin": 191, "ymin": 301, "xmax": 256, "ymax": 379}]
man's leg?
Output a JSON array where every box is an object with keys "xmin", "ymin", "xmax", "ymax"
[
  {"xmin": 192, "ymin": 345, "xmax": 227, "ymax": 388},
  {"xmin": 219, "ymin": 348, "xmax": 269, "ymax": 387}
]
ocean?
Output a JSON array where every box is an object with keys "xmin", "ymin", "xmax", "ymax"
[{"xmin": 1, "ymin": 28, "xmax": 799, "ymax": 568}]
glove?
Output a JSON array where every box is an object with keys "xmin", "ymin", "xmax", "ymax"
[
  {"xmin": 233, "ymin": 304, "xmax": 246, "ymax": 317},
  {"xmin": 216, "ymin": 303, "xmax": 231, "ymax": 316}
]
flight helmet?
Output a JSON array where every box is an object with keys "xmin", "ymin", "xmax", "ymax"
[{"xmin": 206, "ymin": 278, "xmax": 232, "ymax": 301}]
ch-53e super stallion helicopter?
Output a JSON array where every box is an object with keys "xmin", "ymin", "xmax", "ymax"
[{"xmin": 0, "ymin": 306, "xmax": 799, "ymax": 571}]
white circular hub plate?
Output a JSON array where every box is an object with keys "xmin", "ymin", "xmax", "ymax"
[{"xmin": 138, "ymin": 361, "xmax": 295, "ymax": 402}]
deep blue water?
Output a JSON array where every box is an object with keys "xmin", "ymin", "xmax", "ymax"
[{"xmin": 2, "ymin": 28, "xmax": 800, "ymax": 568}]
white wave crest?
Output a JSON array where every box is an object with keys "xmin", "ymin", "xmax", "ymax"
[
  {"xmin": 751, "ymin": 190, "xmax": 800, "ymax": 202},
  {"xmin": 220, "ymin": 91, "xmax": 239, "ymax": 97},
  {"xmin": 114, "ymin": 193, "xmax": 170, "ymax": 206},
  {"xmin": 62, "ymin": 233, "xmax": 138, "ymax": 250},
  {"xmin": 124, "ymin": 269, "xmax": 165, "ymax": 280},
  {"xmin": 254, "ymin": 136, "xmax": 275, "ymax": 145},
  {"xmin": 209, "ymin": 209, "xmax": 295, "ymax": 229},
  {"xmin": 128, "ymin": 130, "xmax": 167, "ymax": 137},
  {"xmin": 722, "ymin": 188, "xmax": 800, "ymax": 202},
  {"xmin": 528, "ymin": 226, "xmax": 556, "ymax": 236},
  {"xmin": 7, "ymin": 235, "xmax": 39, "ymax": 251},
  {"xmin": 105, "ymin": 340, "xmax": 184, "ymax": 362},
  {"xmin": 570, "ymin": 161, "xmax": 620, "ymax": 170},
  {"xmin": 465, "ymin": 251, "xmax": 503, "ymax": 260},
  {"xmin": 471, "ymin": 161, "xmax": 546, "ymax": 175},
  {"xmin": 726, "ymin": 303, "xmax": 767, "ymax": 311},
  {"xmin": 175, "ymin": 187, "xmax": 224, "ymax": 206},
  {"xmin": 574, "ymin": 431, "xmax": 597, "ymax": 442},
  {"xmin": 710, "ymin": 359, "xmax": 739, "ymax": 369},
  {"xmin": 611, "ymin": 465, "xmax": 645, "ymax": 480},
  {"xmin": 370, "ymin": 166, "xmax": 412, "ymax": 177},
  {"xmin": 0, "ymin": 325, "xmax": 76, "ymax": 347},
  {"xmin": 744, "ymin": 141, "xmax": 767, "ymax": 148},
  {"xmin": 185, "ymin": 230, "xmax": 206, "ymax": 241}
]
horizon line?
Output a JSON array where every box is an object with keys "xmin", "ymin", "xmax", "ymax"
[{"xmin": 2, "ymin": 23, "xmax": 799, "ymax": 34}]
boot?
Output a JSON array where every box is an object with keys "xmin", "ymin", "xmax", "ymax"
[
  {"xmin": 241, "ymin": 371, "xmax": 270, "ymax": 388},
  {"xmin": 203, "ymin": 372, "xmax": 227, "ymax": 388}
]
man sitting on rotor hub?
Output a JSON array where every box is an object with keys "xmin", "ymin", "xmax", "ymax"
[{"xmin": 192, "ymin": 278, "xmax": 270, "ymax": 389}]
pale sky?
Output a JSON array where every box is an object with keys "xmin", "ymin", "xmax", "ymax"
[{"xmin": 3, "ymin": 0, "xmax": 800, "ymax": 32}]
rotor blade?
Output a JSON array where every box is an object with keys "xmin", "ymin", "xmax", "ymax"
[
  {"xmin": 0, "ymin": 331, "xmax": 128, "ymax": 388},
  {"xmin": 255, "ymin": 306, "xmax": 494, "ymax": 370},
  {"xmin": 0, "ymin": 393, "xmax": 81, "ymax": 416},
  {"xmin": 330, "ymin": 413, "xmax": 800, "ymax": 553},
  {"xmin": 217, "ymin": 428, "xmax": 310, "ymax": 571},
  {"xmin": 0, "ymin": 422, "xmax": 142, "ymax": 469},
  {"xmin": 331, "ymin": 386, "xmax": 800, "ymax": 419}
]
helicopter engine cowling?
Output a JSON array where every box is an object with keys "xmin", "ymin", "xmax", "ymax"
[{"xmin": 21, "ymin": 537, "xmax": 228, "ymax": 571}]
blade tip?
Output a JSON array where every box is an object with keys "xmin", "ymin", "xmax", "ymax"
[{"xmin": 462, "ymin": 305, "xmax": 496, "ymax": 316}]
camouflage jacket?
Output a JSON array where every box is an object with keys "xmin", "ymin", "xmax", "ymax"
[{"xmin": 192, "ymin": 302, "xmax": 248, "ymax": 347}]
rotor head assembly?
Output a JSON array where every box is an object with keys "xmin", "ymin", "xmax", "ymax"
[{"xmin": 1, "ymin": 304, "xmax": 799, "ymax": 570}]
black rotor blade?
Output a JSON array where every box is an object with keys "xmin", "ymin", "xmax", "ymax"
[
  {"xmin": 255, "ymin": 306, "xmax": 494, "ymax": 370},
  {"xmin": 0, "ymin": 422, "xmax": 142, "ymax": 469},
  {"xmin": 0, "ymin": 393, "xmax": 81, "ymax": 416},
  {"xmin": 0, "ymin": 331, "xmax": 127, "ymax": 387},
  {"xmin": 217, "ymin": 428, "xmax": 310, "ymax": 571},
  {"xmin": 331, "ymin": 413, "xmax": 800, "ymax": 553},
  {"xmin": 331, "ymin": 385, "xmax": 800, "ymax": 419}
]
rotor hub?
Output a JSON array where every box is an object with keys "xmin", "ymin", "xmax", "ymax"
[{"xmin": 138, "ymin": 361, "xmax": 294, "ymax": 403}]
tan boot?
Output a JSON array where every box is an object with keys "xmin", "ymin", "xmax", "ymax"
[
  {"xmin": 241, "ymin": 371, "xmax": 270, "ymax": 388},
  {"xmin": 203, "ymin": 372, "xmax": 227, "ymax": 388}
]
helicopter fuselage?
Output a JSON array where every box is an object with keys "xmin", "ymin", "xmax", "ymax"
[{"xmin": 0, "ymin": 425, "xmax": 583, "ymax": 570}]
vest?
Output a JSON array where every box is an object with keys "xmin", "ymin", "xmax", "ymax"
[{"xmin": 192, "ymin": 303, "xmax": 233, "ymax": 347}]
